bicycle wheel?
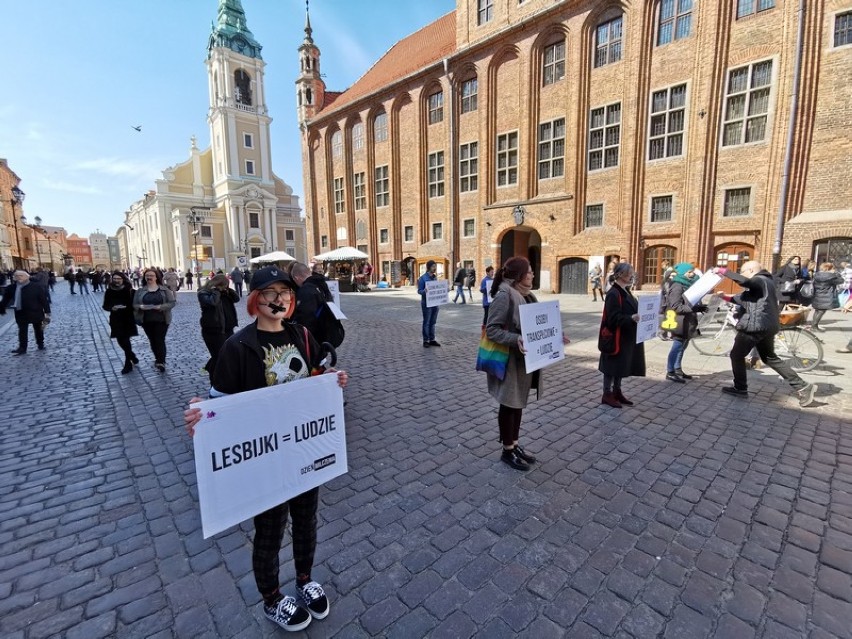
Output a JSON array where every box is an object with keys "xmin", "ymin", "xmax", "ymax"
[
  {"xmin": 774, "ymin": 327, "xmax": 823, "ymax": 372},
  {"xmin": 692, "ymin": 324, "xmax": 736, "ymax": 357}
]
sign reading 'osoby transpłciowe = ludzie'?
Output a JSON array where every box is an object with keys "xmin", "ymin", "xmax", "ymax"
[
  {"xmin": 518, "ymin": 300, "xmax": 565, "ymax": 374},
  {"xmin": 192, "ymin": 374, "xmax": 347, "ymax": 538}
]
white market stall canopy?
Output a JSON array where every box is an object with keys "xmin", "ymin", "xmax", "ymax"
[
  {"xmin": 313, "ymin": 247, "xmax": 370, "ymax": 261},
  {"xmin": 249, "ymin": 250, "xmax": 296, "ymax": 264}
]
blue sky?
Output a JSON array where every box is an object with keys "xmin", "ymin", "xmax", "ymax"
[{"xmin": 1, "ymin": 0, "xmax": 455, "ymax": 237}]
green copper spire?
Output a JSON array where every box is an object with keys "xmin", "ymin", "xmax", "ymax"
[{"xmin": 207, "ymin": 0, "xmax": 262, "ymax": 59}]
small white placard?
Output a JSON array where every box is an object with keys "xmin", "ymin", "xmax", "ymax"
[
  {"xmin": 327, "ymin": 301, "xmax": 347, "ymax": 320},
  {"xmin": 425, "ymin": 280, "xmax": 450, "ymax": 308},
  {"xmin": 684, "ymin": 272, "xmax": 722, "ymax": 305},
  {"xmin": 192, "ymin": 375, "xmax": 347, "ymax": 539},
  {"xmin": 518, "ymin": 300, "xmax": 565, "ymax": 374},
  {"xmin": 635, "ymin": 295, "xmax": 660, "ymax": 344},
  {"xmin": 326, "ymin": 280, "xmax": 341, "ymax": 308}
]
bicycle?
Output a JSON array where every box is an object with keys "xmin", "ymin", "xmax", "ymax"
[{"xmin": 692, "ymin": 300, "xmax": 823, "ymax": 372}]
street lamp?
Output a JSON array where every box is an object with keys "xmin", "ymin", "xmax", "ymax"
[
  {"xmin": 188, "ymin": 207, "xmax": 210, "ymax": 274},
  {"xmin": 10, "ymin": 186, "xmax": 25, "ymax": 269}
]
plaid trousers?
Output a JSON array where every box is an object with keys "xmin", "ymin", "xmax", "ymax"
[{"xmin": 252, "ymin": 487, "xmax": 319, "ymax": 598}]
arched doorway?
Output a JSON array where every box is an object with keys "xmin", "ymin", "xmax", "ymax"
[
  {"xmin": 499, "ymin": 228, "xmax": 542, "ymax": 289},
  {"xmin": 715, "ymin": 243, "xmax": 754, "ymax": 294},
  {"xmin": 559, "ymin": 258, "xmax": 590, "ymax": 294}
]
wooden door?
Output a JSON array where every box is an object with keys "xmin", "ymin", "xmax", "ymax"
[{"xmin": 715, "ymin": 244, "xmax": 754, "ymax": 295}]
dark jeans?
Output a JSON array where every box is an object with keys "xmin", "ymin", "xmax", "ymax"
[
  {"xmin": 421, "ymin": 302, "xmax": 438, "ymax": 342},
  {"xmin": 482, "ymin": 305, "xmax": 490, "ymax": 326},
  {"xmin": 17, "ymin": 319, "xmax": 44, "ymax": 352},
  {"xmin": 142, "ymin": 322, "xmax": 169, "ymax": 364},
  {"xmin": 498, "ymin": 404, "xmax": 522, "ymax": 445},
  {"xmin": 603, "ymin": 374, "xmax": 623, "ymax": 393},
  {"xmin": 253, "ymin": 488, "xmax": 319, "ymax": 599},
  {"xmin": 811, "ymin": 309, "xmax": 826, "ymax": 328},
  {"xmin": 201, "ymin": 328, "xmax": 233, "ymax": 379},
  {"xmin": 453, "ymin": 284, "xmax": 466, "ymax": 303},
  {"xmin": 234, "ymin": 283, "xmax": 243, "ymax": 299},
  {"xmin": 729, "ymin": 330, "xmax": 806, "ymax": 391}
]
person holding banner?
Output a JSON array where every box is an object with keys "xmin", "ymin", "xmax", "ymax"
[
  {"xmin": 599, "ymin": 262, "xmax": 646, "ymax": 408},
  {"xmin": 485, "ymin": 257, "xmax": 545, "ymax": 471},
  {"xmin": 183, "ymin": 265, "xmax": 349, "ymax": 633},
  {"xmin": 663, "ymin": 263, "xmax": 706, "ymax": 383},
  {"xmin": 418, "ymin": 260, "xmax": 441, "ymax": 347}
]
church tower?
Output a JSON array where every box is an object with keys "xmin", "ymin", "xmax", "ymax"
[{"xmin": 296, "ymin": 1, "xmax": 325, "ymax": 128}]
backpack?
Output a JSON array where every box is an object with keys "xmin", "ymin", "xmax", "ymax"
[{"xmin": 315, "ymin": 303, "xmax": 345, "ymax": 348}]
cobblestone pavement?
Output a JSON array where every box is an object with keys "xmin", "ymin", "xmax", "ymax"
[{"xmin": 1, "ymin": 285, "xmax": 851, "ymax": 638}]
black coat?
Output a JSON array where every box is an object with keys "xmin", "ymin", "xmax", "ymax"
[
  {"xmin": 0, "ymin": 282, "xmax": 51, "ymax": 323},
  {"xmin": 598, "ymin": 284, "xmax": 646, "ymax": 378},
  {"xmin": 664, "ymin": 280, "xmax": 700, "ymax": 339},
  {"xmin": 198, "ymin": 288, "xmax": 239, "ymax": 333},
  {"xmin": 294, "ymin": 274, "xmax": 332, "ymax": 341},
  {"xmin": 725, "ymin": 269, "xmax": 780, "ymax": 334},
  {"xmin": 774, "ymin": 262, "xmax": 805, "ymax": 304},
  {"xmin": 103, "ymin": 285, "xmax": 138, "ymax": 338},
  {"xmin": 811, "ymin": 271, "xmax": 843, "ymax": 310}
]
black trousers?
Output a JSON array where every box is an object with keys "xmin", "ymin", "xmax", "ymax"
[
  {"xmin": 17, "ymin": 319, "xmax": 44, "ymax": 352},
  {"xmin": 115, "ymin": 336, "xmax": 136, "ymax": 360},
  {"xmin": 729, "ymin": 330, "xmax": 806, "ymax": 392},
  {"xmin": 142, "ymin": 322, "xmax": 169, "ymax": 364},
  {"xmin": 201, "ymin": 328, "xmax": 232, "ymax": 379},
  {"xmin": 253, "ymin": 488, "xmax": 319, "ymax": 599}
]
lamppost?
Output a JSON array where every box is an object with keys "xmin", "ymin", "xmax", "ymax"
[
  {"xmin": 187, "ymin": 207, "xmax": 210, "ymax": 275},
  {"xmin": 9, "ymin": 186, "xmax": 25, "ymax": 269},
  {"xmin": 25, "ymin": 215, "xmax": 45, "ymax": 269}
]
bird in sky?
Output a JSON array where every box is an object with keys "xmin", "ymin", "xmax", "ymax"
[{"xmin": 131, "ymin": 125, "xmax": 142, "ymax": 132}]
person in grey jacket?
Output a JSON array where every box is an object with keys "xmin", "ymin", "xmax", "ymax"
[
  {"xmin": 485, "ymin": 256, "xmax": 569, "ymax": 471},
  {"xmin": 133, "ymin": 268, "xmax": 176, "ymax": 372},
  {"xmin": 230, "ymin": 266, "xmax": 244, "ymax": 299},
  {"xmin": 714, "ymin": 261, "xmax": 816, "ymax": 407}
]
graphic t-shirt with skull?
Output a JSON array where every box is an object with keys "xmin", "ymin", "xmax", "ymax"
[{"xmin": 257, "ymin": 330, "xmax": 310, "ymax": 387}]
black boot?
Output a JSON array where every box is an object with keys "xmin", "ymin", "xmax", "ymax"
[
  {"xmin": 129, "ymin": 352, "xmax": 139, "ymax": 365},
  {"xmin": 121, "ymin": 358, "xmax": 133, "ymax": 375}
]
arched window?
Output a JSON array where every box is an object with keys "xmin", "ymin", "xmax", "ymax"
[
  {"xmin": 352, "ymin": 123, "xmax": 364, "ymax": 151},
  {"xmin": 374, "ymin": 111, "xmax": 388, "ymax": 142},
  {"xmin": 234, "ymin": 70, "xmax": 252, "ymax": 106},
  {"xmin": 594, "ymin": 15, "xmax": 623, "ymax": 68},
  {"xmin": 332, "ymin": 131, "xmax": 343, "ymax": 159}
]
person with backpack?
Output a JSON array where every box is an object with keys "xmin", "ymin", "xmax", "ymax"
[{"xmin": 290, "ymin": 262, "xmax": 344, "ymax": 348}]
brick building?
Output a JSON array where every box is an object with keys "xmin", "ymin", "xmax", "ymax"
[
  {"xmin": 66, "ymin": 234, "xmax": 93, "ymax": 270},
  {"xmin": 298, "ymin": 0, "xmax": 852, "ymax": 292}
]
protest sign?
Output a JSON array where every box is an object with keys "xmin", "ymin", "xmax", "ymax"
[
  {"xmin": 425, "ymin": 279, "xmax": 450, "ymax": 307},
  {"xmin": 684, "ymin": 271, "xmax": 722, "ymax": 305},
  {"xmin": 192, "ymin": 374, "xmax": 347, "ymax": 538},
  {"xmin": 326, "ymin": 280, "xmax": 341, "ymax": 308},
  {"xmin": 518, "ymin": 300, "xmax": 564, "ymax": 373},
  {"xmin": 636, "ymin": 295, "xmax": 660, "ymax": 344},
  {"xmin": 327, "ymin": 301, "xmax": 347, "ymax": 320}
]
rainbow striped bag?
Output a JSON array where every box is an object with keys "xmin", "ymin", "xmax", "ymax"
[{"xmin": 475, "ymin": 333, "xmax": 510, "ymax": 380}]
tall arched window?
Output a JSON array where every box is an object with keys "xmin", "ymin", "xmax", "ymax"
[
  {"xmin": 234, "ymin": 70, "xmax": 252, "ymax": 106},
  {"xmin": 332, "ymin": 131, "xmax": 343, "ymax": 159},
  {"xmin": 374, "ymin": 111, "xmax": 388, "ymax": 142}
]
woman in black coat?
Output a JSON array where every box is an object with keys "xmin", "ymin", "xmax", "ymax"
[
  {"xmin": 774, "ymin": 256, "xmax": 806, "ymax": 306},
  {"xmin": 103, "ymin": 271, "xmax": 139, "ymax": 374},
  {"xmin": 197, "ymin": 273, "xmax": 239, "ymax": 381},
  {"xmin": 599, "ymin": 262, "xmax": 646, "ymax": 407},
  {"xmin": 810, "ymin": 263, "xmax": 844, "ymax": 331}
]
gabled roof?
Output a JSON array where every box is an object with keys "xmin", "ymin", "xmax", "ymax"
[{"xmin": 317, "ymin": 11, "xmax": 456, "ymax": 117}]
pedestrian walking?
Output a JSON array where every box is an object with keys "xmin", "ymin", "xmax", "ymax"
[
  {"xmin": 809, "ymin": 263, "xmax": 843, "ymax": 332},
  {"xmin": 663, "ymin": 263, "xmax": 706, "ymax": 383},
  {"xmin": 185, "ymin": 270, "xmax": 194, "ymax": 290},
  {"xmin": 589, "ymin": 263, "xmax": 603, "ymax": 301},
  {"xmin": 452, "ymin": 262, "xmax": 467, "ymax": 304},
  {"xmin": 291, "ymin": 262, "xmax": 338, "ymax": 345},
  {"xmin": 0, "ymin": 270, "xmax": 51, "ymax": 355},
  {"xmin": 466, "ymin": 267, "xmax": 476, "ymax": 301},
  {"xmin": 480, "ymin": 265, "xmax": 494, "ymax": 328},
  {"xmin": 774, "ymin": 256, "xmax": 806, "ymax": 306},
  {"xmin": 230, "ymin": 266, "xmax": 244, "ymax": 299},
  {"xmin": 183, "ymin": 265, "xmax": 348, "ymax": 633},
  {"xmin": 197, "ymin": 273, "xmax": 239, "ymax": 381},
  {"xmin": 485, "ymin": 256, "xmax": 567, "ymax": 471},
  {"xmin": 47, "ymin": 271, "xmax": 56, "ymax": 292},
  {"xmin": 599, "ymin": 262, "xmax": 646, "ymax": 408},
  {"xmin": 163, "ymin": 268, "xmax": 180, "ymax": 295},
  {"xmin": 76, "ymin": 270, "xmax": 89, "ymax": 294},
  {"xmin": 418, "ymin": 260, "xmax": 440, "ymax": 347},
  {"xmin": 103, "ymin": 271, "xmax": 139, "ymax": 374},
  {"xmin": 64, "ymin": 269, "xmax": 76, "ymax": 294},
  {"xmin": 713, "ymin": 261, "xmax": 817, "ymax": 407},
  {"xmin": 133, "ymin": 268, "xmax": 176, "ymax": 372}
]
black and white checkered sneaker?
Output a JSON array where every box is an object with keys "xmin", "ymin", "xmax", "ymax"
[
  {"xmin": 298, "ymin": 581, "xmax": 330, "ymax": 619},
  {"xmin": 263, "ymin": 595, "xmax": 311, "ymax": 632}
]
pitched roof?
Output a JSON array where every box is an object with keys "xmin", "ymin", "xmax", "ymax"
[{"xmin": 317, "ymin": 11, "xmax": 456, "ymax": 117}]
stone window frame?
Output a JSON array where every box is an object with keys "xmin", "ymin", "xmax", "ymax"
[
  {"xmin": 834, "ymin": 10, "xmax": 852, "ymax": 48},
  {"xmin": 594, "ymin": 15, "xmax": 624, "ymax": 68},
  {"xmin": 463, "ymin": 218, "xmax": 476, "ymax": 238},
  {"xmin": 379, "ymin": 228, "xmax": 389, "ymax": 244},
  {"xmin": 584, "ymin": 204, "xmax": 604, "ymax": 229},
  {"xmin": 248, "ymin": 211, "xmax": 260, "ymax": 228},
  {"xmin": 459, "ymin": 141, "xmax": 479, "ymax": 193},
  {"xmin": 722, "ymin": 186, "xmax": 753, "ymax": 218},
  {"xmin": 374, "ymin": 112, "xmax": 388, "ymax": 143},
  {"xmin": 321, "ymin": 235, "xmax": 328, "ymax": 248},
  {"xmin": 428, "ymin": 151, "xmax": 445, "ymax": 198},
  {"xmin": 648, "ymin": 83, "xmax": 687, "ymax": 161},
  {"xmin": 245, "ymin": 160, "xmax": 255, "ymax": 175},
  {"xmin": 649, "ymin": 194, "xmax": 674, "ymax": 223},
  {"xmin": 588, "ymin": 102, "xmax": 621, "ymax": 171},
  {"xmin": 543, "ymin": 40, "xmax": 566, "ymax": 86},
  {"xmin": 656, "ymin": 0, "xmax": 693, "ymax": 46},
  {"xmin": 333, "ymin": 177, "xmax": 345, "ymax": 214},
  {"xmin": 432, "ymin": 222, "xmax": 443, "ymax": 241},
  {"xmin": 243, "ymin": 132, "xmax": 254, "ymax": 149},
  {"xmin": 496, "ymin": 131, "xmax": 519, "ymax": 187},
  {"xmin": 404, "ymin": 225, "xmax": 414, "ymax": 242},
  {"xmin": 721, "ymin": 59, "xmax": 774, "ymax": 147},
  {"xmin": 375, "ymin": 165, "xmax": 390, "ymax": 207},
  {"xmin": 538, "ymin": 117, "xmax": 566, "ymax": 180},
  {"xmin": 353, "ymin": 172, "xmax": 367, "ymax": 211}
]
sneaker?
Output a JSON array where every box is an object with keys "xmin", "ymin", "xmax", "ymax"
[
  {"xmin": 11, "ymin": 349, "xmax": 26, "ymax": 355},
  {"xmin": 501, "ymin": 449, "xmax": 530, "ymax": 471},
  {"xmin": 797, "ymin": 383, "xmax": 817, "ymax": 408},
  {"xmin": 428, "ymin": 340, "xmax": 441, "ymax": 347},
  {"xmin": 836, "ymin": 347, "xmax": 852, "ymax": 354},
  {"xmin": 423, "ymin": 341, "xmax": 431, "ymax": 348},
  {"xmin": 666, "ymin": 372, "xmax": 686, "ymax": 384},
  {"xmin": 513, "ymin": 445, "xmax": 536, "ymax": 464},
  {"xmin": 674, "ymin": 369, "xmax": 693, "ymax": 380},
  {"xmin": 263, "ymin": 595, "xmax": 311, "ymax": 632},
  {"xmin": 722, "ymin": 386, "xmax": 748, "ymax": 397},
  {"xmin": 298, "ymin": 581, "xmax": 330, "ymax": 619},
  {"xmin": 155, "ymin": 362, "xmax": 166, "ymax": 372}
]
